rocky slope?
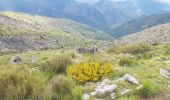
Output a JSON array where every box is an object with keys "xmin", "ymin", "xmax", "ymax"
[
  {"xmin": 0, "ymin": 12, "xmax": 109, "ymax": 53},
  {"xmin": 118, "ymin": 23, "xmax": 170, "ymax": 44}
]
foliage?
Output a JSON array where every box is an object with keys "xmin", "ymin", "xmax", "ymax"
[
  {"xmin": 47, "ymin": 75, "xmax": 82, "ymax": 100},
  {"xmin": 67, "ymin": 62, "xmax": 113, "ymax": 83},
  {"xmin": 0, "ymin": 67, "xmax": 47, "ymax": 100},
  {"xmin": 134, "ymin": 80, "xmax": 163, "ymax": 98},
  {"xmin": 41, "ymin": 54, "xmax": 73, "ymax": 74},
  {"xmin": 107, "ymin": 44, "xmax": 151, "ymax": 54},
  {"xmin": 119, "ymin": 58, "xmax": 136, "ymax": 66}
]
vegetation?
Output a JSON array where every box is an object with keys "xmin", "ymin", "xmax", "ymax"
[
  {"xmin": 0, "ymin": 44, "xmax": 169, "ymax": 100},
  {"xmin": 67, "ymin": 62, "xmax": 113, "ymax": 83}
]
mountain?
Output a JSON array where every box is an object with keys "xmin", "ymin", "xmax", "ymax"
[
  {"xmin": 0, "ymin": 0, "xmax": 170, "ymax": 29},
  {"xmin": 0, "ymin": 11, "xmax": 109, "ymax": 53},
  {"xmin": 0, "ymin": 0, "xmax": 106, "ymax": 28},
  {"xmin": 118, "ymin": 23, "xmax": 170, "ymax": 44},
  {"xmin": 108, "ymin": 12, "xmax": 170, "ymax": 38}
]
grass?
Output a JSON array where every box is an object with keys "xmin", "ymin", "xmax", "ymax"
[{"xmin": 0, "ymin": 44, "xmax": 169, "ymax": 100}]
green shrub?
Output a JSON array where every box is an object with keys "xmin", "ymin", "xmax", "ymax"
[
  {"xmin": 0, "ymin": 67, "xmax": 47, "ymax": 100},
  {"xmin": 107, "ymin": 44, "xmax": 151, "ymax": 54},
  {"xmin": 47, "ymin": 75, "xmax": 82, "ymax": 100},
  {"xmin": 41, "ymin": 54, "xmax": 72, "ymax": 74},
  {"xmin": 134, "ymin": 80, "xmax": 162, "ymax": 98},
  {"xmin": 67, "ymin": 62, "xmax": 113, "ymax": 83},
  {"xmin": 122, "ymin": 44, "xmax": 151, "ymax": 54},
  {"xmin": 136, "ymin": 53, "xmax": 152, "ymax": 60},
  {"xmin": 119, "ymin": 58, "xmax": 136, "ymax": 66}
]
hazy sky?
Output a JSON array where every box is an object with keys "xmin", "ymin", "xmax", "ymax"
[{"xmin": 75, "ymin": 0, "xmax": 170, "ymax": 5}]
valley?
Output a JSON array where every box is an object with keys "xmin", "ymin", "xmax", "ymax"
[{"xmin": 0, "ymin": 0, "xmax": 170, "ymax": 100}]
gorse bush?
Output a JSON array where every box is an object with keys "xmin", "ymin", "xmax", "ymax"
[
  {"xmin": 0, "ymin": 67, "xmax": 47, "ymax": 100},
  {"xmin": 47, "ymin": 75, "xmax": 82, "ymax": 100},
  {"xmin": 67, "ymin": 62, "xmax": 113, "ymax": 83},
  {"xmin": 41, "ymin": 54, "xmax": 73, "ymax": 74}
]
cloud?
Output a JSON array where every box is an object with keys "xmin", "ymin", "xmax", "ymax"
[{"xmin": 155, "ymin": 0, "xmax": 170, "ymax": 5}]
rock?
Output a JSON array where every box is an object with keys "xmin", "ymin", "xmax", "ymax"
[
  {"xmin": 90, "ymin": 91, "xmax": 98, "ymax": 96},
  {"xmin": 83, "ymin": 93, "xmax": 90, "ymax": 100},
  {"xmin": 91, "ymin": 79, "xmax": 117, "ymax": 96},
  {"xmin": 136, "ymin": 85, "xmax": 143, "ymax": 90},
  {"xmin": 10, "ymin": 55, "xmax": 22, "ymax": 64},
  {"xmin": 160, "ymin": 68, "xmax": 169, "ymax": 78},
  {"xmin": 95, "ymin": 84, "xmax": 117, "ymax": 95},
  {"xmin": 120, "ymin": 89, "xmax": 131, "ymax": 95},
  {"xmin": 31, "ymin": 55, "xmax": 37, "ymax": 63},
  {"xmin": 110, "ymin": 93, "xmax": 116, "ymax": 99},
  {"xmin": 122, "ymin": 74, "xmax": 139, "ymax": 85}
]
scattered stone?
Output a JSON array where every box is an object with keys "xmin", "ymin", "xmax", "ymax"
[
  {"xmin": 10, "ymin": 55, "xmax": 22, "ymax": 64},
  {"xmin": 123, "ymin": 74, "xmax": 139, "ymax": 85},
  {"xmin": 91, "ymin": 79, "xmax": 117, "ymax": 96},
  {"xmin": 120, "ymin": 89, "xmax": 131, "ymax": 95},
  {"xmin": 76, "ymin": 47, "xmax": 98, "ymax": 54},
  {"xmin": 160, "ymin": 68, "xmax": 170, "ymax": 78},
  {"xmin": 136, "ymin": 85, "xmax": 143, "ymax": 90},
  {"xmin": 83, "ymin": 93, "xmax": 90, "ymax": 100},
  {"xmin": 110, "ymin": 93, "xmax": 116, "ymax": 99},
  {"xmin": 31, "ymin": 55, "xmax": 37, "ymax": 63}
]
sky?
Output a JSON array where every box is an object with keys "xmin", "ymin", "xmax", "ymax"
[{"xmin": 75, "ymin": 0, "xmax": 170, "ymax": 5}]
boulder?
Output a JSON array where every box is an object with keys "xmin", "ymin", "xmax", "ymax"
[
  {"xmin": 160, "ymin": 68, "xmax": 169, "ymax": 78},
  {"xmin": 95, "ymin": 84, "xmax": 117, "ymax": 95},
  {"xmin": 10, "ymin": 55, "xmax": 22, "ymax": 64},
  {"xmin": 123, "ymin": 74, "xmax": 139, "ymax": 85}
]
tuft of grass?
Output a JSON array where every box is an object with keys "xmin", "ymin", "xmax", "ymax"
[
  {"xmin": 40, "ymin": 53, "xmax": 73, "ymax": 74},
  {"xmin": 47, "ymin": 75, "xmax": 82, "ymax": 100},
  {"xmin": 0, "ymin": 66, "xmax": 48, "ymax": 100},
  {"xmin": 119, "ymin": 58, "xmax": 137, "ymax": 67},
  {"xmin": 133, "ymin": 80, "xmax": 163, "ymax": 98}
]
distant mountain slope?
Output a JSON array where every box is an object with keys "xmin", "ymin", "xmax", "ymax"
[
  {"xmin": 118, "ymin": 23, "xmax": 170, "ymax": 44},
  {"xmin": 1, "ymin": 11, "xmax": 109, "ymax": 40},
  {"xmin": 0, "ymin": 11, "xmax": 109, "ymax": 53},
  {"xmin": 0, "ymin": 0, "xmax": 170, "ymax": 29},
  {"xmin": 108, "ymin": 12, "xmax": 170, "ymax": 38}
]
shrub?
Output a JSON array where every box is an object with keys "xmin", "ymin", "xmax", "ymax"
[
  {"xmin": 67, "ymin": 62, "xmax": 113, "ymax": 83},
  {"xmin": 119, "ymin": 58, "xmax": 136, "ymax": 66},
  {"xmin": 134, "ymin": 80, "xmax": 162, "ymax": 98},
  {"xmin": 47, "ymin": 75, "xmax": 82, "ymax": 100},
  {"xmin": 0, "ymin": 67, "xmax": 47, "ymax": 100},
  {"xmin": 122, "ymin": 44, "xmax": 151, "ymax": 54},
  {"xmin": 41, "ymin": 54, "xmax": 72, "ymax": 74},
  {"xmin": 136, "ymin": 53, "xmax": 152, "ymax": 60}
]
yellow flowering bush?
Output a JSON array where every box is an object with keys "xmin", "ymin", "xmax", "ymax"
[{"xmin": 67, "ymin": 62, "xmax": 113, "ymax": 83}]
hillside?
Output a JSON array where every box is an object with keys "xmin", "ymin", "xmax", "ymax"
[
  {"xmin": 118, "ymin": 23, "xmax": 170, "ymax": 44},
  {"xmin": 108, "ymin": 12, "xmax": 170, "ymax": 38},
  {"xmin": 0, "ymin": 11, "xmax": 109, "ymax": 53},
  {"xmin": 0, "ymin": 0, "xmax": 170, "ymax": 29}
]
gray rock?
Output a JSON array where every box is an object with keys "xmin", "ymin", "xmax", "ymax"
[
  {"xmin": 160, "ymin": 68, "xmax": 169, "ymax": 78},
  {"xmin": 120, "ymin": 89, "xmax": 131, "ymax": 95},
  {"xmin": 123, "ymin": 74, "xmax": 139, "ymax": 85},
  {"xmin": 83, "ymin": 93, "xmax": 90, "ymax": 100},
  {"xmin": 10, "ymin": 55, "xmax": 22, "ymax": 64}
]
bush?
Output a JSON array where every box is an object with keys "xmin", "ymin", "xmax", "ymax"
[
  {"xmin": 0, "ymin": 67, "xmax": 47, "ymax": 100},
  {"xmin": 47, "ymin": 75, "xmax": 82, "ymax": 100},
  {"xmin": 134, "ymin": 80, "xmax": 162, "ymax": 98},
  {"xmin": 119, "ymin": 58, "xmax": 136, "ymax": 66},
  {"xmin": 136, "ymin": 53, "xmax": 152, "ymax": 60},
  {"xmin": 122, "ymin": 44, "xmax": 151, "ymax": 54},
  {"xmin": 41, "ymin": 54, "xmax": 72, "ymax": 74},
  {"xmin": 67, "ymin": 62, "xmax": 113, "ymax": 83},
  {"xmin": 106, "ymin": 44, "xmax": 151, "ymax": 54}
]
